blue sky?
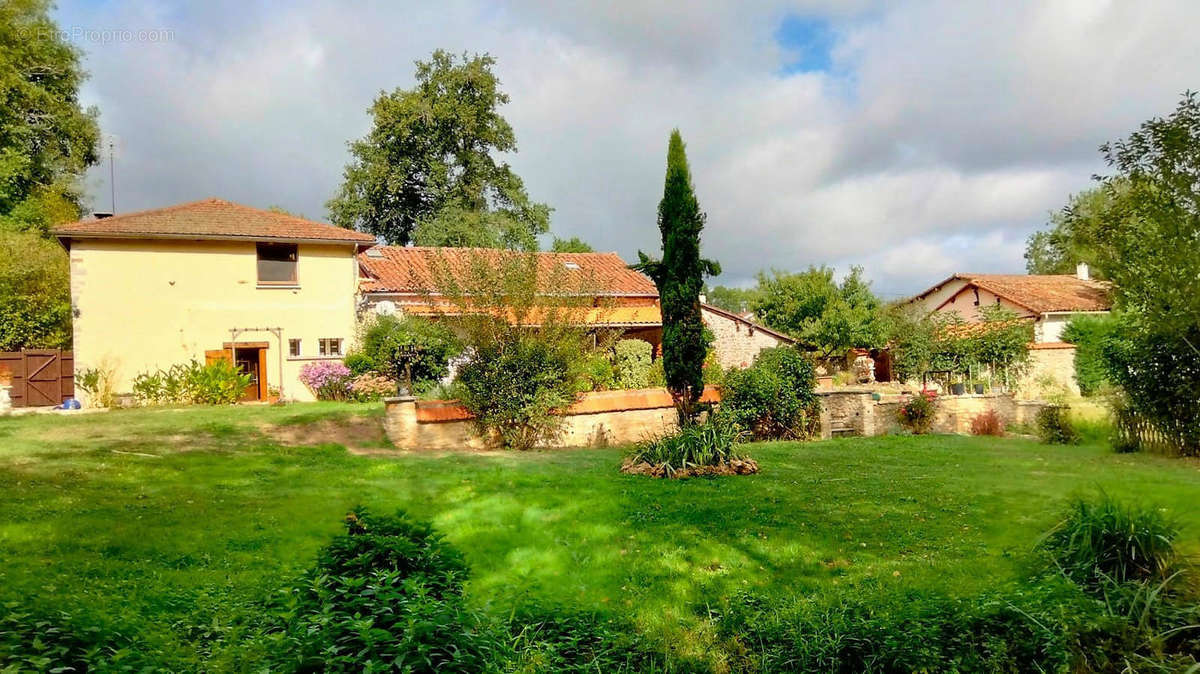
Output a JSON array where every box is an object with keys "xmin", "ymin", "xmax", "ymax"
[{"xmin": 53, "ymin": 1, "xmax": 1200, "ymax": 295}]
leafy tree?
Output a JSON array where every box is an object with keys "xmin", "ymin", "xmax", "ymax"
[
  {"xmin": 1094, "ymin": 92, "xmax": 1200, "ymax": 339},
  {"xmin": 549, "ymin": 236, "xmax": 594, "ymax": 253},
  {"xmin": 0, "ymin": 0, "xmax": 101, "ymax": 234},
  {"xmin": 327, "ymin": 50, "xmax": 549, "ymax": 249},
  {"xmin": 1087, "ymin": 92, "xmax": 1200, "ymax": 453},
  {"xmin": 703, "ymin": 284, "xmax": 760, "ymax": 314},
  {"xmin": 0, "ymin": 229, "xmax": 71, "ymax": 350},
  {"xmin": 633, "ymin": 130, "xmax": 720, "ymax": 423},
  {"xmin": 1023, "ymin": 184, "xmax": 1130, "ymax": 278},
  {"xmin": 752, "ymin": 265, "xmax": 884, "ymax": 357}
]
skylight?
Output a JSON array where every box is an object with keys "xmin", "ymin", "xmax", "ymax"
[{"xmin": 563, "ymin": 262, "xmax": 581, "ymax": 270}]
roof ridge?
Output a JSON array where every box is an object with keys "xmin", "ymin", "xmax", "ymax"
[{"xmin": 57, "ymin": 197, "xmax": 221, "ymax": 229}]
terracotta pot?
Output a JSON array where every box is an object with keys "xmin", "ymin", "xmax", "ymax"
[{"xmin": 817, "ymin": 375, "xmax": 834, "ymax": 391}]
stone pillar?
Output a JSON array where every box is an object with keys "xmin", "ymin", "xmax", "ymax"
[
  {"xmin": 383, "ymin": 396, "xmax": 417, "ymax": 449},
  {"xmin": 0, "ymin": 385, "xmax": 10, "ymax": 415}
]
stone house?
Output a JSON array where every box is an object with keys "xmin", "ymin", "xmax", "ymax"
[{"xmin": 909, "ymin": 264, "xmax": 1112, "ymax": 396}]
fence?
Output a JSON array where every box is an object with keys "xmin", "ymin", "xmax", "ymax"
[
  {"xmin": 0, "ymin": 349, "xmax": 75, "ymax": 408},
  {"xmin": 1112, "ymin": 406, "xmax": 1196, "ymax": 456}
]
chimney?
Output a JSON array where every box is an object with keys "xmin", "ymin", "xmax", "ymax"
[
  {"xmin": 93, "ymin": 212, "xmax": 113, "ymax": 220},
  {"xmin": 1076, "ymin": 262, "xmax": 1090, "ymax": 281}
]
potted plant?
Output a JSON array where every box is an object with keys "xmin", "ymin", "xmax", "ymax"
[
  {"xmin": 970, "ymin": 378, "xmax": 985, "ymax": 395},
  {"xmin": 951, "ymin": 379, "xmax": 966, "ymax": 396}
]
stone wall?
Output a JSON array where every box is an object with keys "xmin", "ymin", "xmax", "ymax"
[
  {"xmin": 384, "ymin": 387, "xmax": 720, "ymax": 451},
  {"xmin": 386, "ymin": 385, "xmax": 1049, "ymax": 450},
  {"xmin": 1016, "ymin": 343, "xmax": 1079, "ymax": 400},
  {"xmin": 817, "ymin": 389, "xmax": 1047, "ymax": 439}
]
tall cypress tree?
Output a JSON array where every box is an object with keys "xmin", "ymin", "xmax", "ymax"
[{"xmin": 633, "ymin": 130, "xmax": 720, "ymax": 423}]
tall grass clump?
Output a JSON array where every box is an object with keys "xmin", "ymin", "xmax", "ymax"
[
  {"xmin": 1039, "ymin": 496, "xmax": 1180, "ymax": 589},
  {"xmin": 623, "ymin": 417, "xmax": 756, "ymax": 478}
]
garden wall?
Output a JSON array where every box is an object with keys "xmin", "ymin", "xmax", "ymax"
[
  {"xmin": 384, "ymin": 387, "xmax": 721, "ymax": 450},
  {"xmin": 384, "ymin": 386, "xmax": 1045, "ymax": 450},
  {"xmin": 816, "ymin": 389, "xmax": 1048, "ymax": 439}
]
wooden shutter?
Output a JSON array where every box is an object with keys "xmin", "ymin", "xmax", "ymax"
[{"xmin": 205, "ymin": 349, "xmax": 232, "ymax": 365}]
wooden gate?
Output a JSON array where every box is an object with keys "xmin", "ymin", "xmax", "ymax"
[{"xmin": 0, "ymin": 350, "xmax": 74, "ymax": 408}]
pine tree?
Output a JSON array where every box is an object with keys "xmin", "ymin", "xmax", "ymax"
[{"xmin": 633, "ymin": 130, "xmax": 720, "ymax": 423}]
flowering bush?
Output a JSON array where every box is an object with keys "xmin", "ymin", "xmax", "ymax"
[
  {"xmin": 349, "ymin": 372, "xmax": 396, "ymax": 401},
  {"xmin": 897, "ymin": 390, "xmax": 938, "ymax": 434},
  {"xmin": 299, "ymin": 361, "xmax": 353, "ymax": 400}
]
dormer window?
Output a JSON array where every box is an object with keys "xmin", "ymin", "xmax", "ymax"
[{"xmin": 257, "ymin": 243, "xmax": 298, "ymax": 285}]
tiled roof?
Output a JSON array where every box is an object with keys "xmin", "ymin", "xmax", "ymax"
[
  {"xmin": 54, "ymin": 198, "xmax": 377, "ymax": 244},
  {"xmin": 395, "ymin": 302, "xmax": 663, "ymax": 327},
  {"xmin": 965, "ymin": 274, "xmax": 1112, "ymax": 313},
  {"xmin": 358, "ymin": 246, "xmax": 658, "ymax": 296},
  {"xmin": 918, "ymin": 273, "xmax": 1112, "ymax": 314}
]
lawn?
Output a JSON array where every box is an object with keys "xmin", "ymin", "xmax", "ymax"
[{"xmin": 1, "ymin": 402, "xmax": 1198, "ymax": 669}]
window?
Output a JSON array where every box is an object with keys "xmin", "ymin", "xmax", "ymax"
[
  {"xmin": 257, "ymin": 243, "xmax": 298, "ymax": 285},
  {"xmin": 289, "ymin": 338, "xmax": 301, "ymax": 357},
  {"xmin": 319, "ymin": 338, "xmax": 343, "ymax": 357}
]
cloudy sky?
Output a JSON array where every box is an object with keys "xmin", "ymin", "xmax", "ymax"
[{"xmin": 55, "ymin": 1, "xmax": 1200, "ymax": 296}]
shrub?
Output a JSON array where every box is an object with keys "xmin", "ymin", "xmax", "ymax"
[
  {"xmin": 897, "ymin": 390, "xmax": 937, "ymax": 434},
  {"xmin": 624, "ymin": 416, "xmax": 753, "ymax": 478},
  {"xmin": 720, "ymin": 347, "xmax": 818, "ymax": 440},
  {"xmin": 348, "ymin": 372, "xmax": 396, "ymax": 401},
  {"xmin": 0, "ymin": 607, "xmax": 144, "ymax": 672},
  {"xmin": 132, "ymin": 360, "xmax": 250, "ymax": 406},
  {"xmin": 575, "ymin": 351, "xmax": 616, "ymax": 392},
  {"xmin": 358, "ymin": 314, "xmax": 461, "ymax": 390},
  {"xmin": 612, "ymin": 339, "xmax": 653, "ymax": 389},
  {"xmin": 342, "ymin": 352, "xmax": 377, "ymax": 376},
  {"xmin": 1036, "ymin": 405, "xmax": 1078, "ymax": 445},
  {"xmin": 1038, "ymin": 496, "xmax": 1179, "ymax": 588},
  {"xmin": 970, "ymin": 409, "xmax": 1005, "ymax": 436},
  {"xmin": 298, "ymin": 361, "xmax": 353, "ymax": 401},
  {"xmin": 721, "ymin": 367, "xmax": 801, "ymax": 439},
  {"xmin": 1102, "ymin": 322, "xmax": 1200, "ymax": 456},
  {"xmin": 1062, "ymin": 314, "xmax": 1118, "ymax": 396},
  {"xmin": 456, "ymin": 338, "xmax": 578, "ymax": 450},
  {"xmin": 275, "ymin": 508, "xmax": 498, "ymax": 672},
  {"xmin": 74, "ymin": 361, "xmax": 118, "ymax": 408}
]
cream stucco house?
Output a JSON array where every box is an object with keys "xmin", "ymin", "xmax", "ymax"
[
  {"xmin": 909, "ymin": 264, "xmax": 1112, "ymax": 397},
  {"xmin": 54, "ymin": 199, "xmax": 376, "ymax": 403}
]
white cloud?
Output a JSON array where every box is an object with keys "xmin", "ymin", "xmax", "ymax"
[{"xmin": 58, "ymin": 0, "xmax": 1200, "ymax": 295}]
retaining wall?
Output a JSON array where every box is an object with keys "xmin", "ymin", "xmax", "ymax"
[
  {"xmin": 384, "ymin": 386, "xmax": 1045, "ymax": 450},
  {"xmin": 816, "ymin": 389, "xmax": 1047, "ymax": 439},
  {"xmin": 384, "ymin": 387, "xmax": 720, "ymax": 451}
]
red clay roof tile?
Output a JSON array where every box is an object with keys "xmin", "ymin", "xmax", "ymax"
[{"xmin": 358, "ymin": 246, "xmax": 658, "ymax": 296}]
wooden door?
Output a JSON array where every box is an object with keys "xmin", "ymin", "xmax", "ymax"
[{"xmin": 233, "ymin": 348, "xmax": 261, "ymax": 401}]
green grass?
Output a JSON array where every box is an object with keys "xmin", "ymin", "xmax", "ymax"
[{"xmin": 1, "ymin": 402, "xmax": 1199, "ymax": 667}]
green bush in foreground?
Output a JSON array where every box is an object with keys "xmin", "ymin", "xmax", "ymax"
[
  {"xmin": 275, "ymin": 508, "xmax": 499, "ymax": 672},
  {"xmin": 1038, "ymin": 495, "xmax": 1179, "ymax": 589}
]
